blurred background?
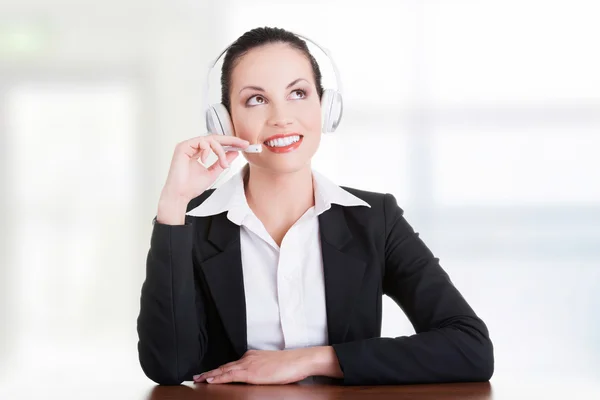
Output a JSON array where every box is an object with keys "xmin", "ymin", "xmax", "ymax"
[{"xmin": 0, "ymin": 0, "xmax": 599, "ymax": 397}]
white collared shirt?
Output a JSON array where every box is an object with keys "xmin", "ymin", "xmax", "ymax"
[{"xmin": 187, "ymin": 167, "xmax": 370, "ymax": 351}]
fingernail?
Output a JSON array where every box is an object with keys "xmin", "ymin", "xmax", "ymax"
[
  {"xmin": 206, "ymin": 377, "xmax": 214, "ymax": 383},
  {"xmin": 193, "ymin": 374, "xmax": 202, "ymax": 380}
]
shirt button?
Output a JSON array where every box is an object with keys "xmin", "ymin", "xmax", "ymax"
[{"xmin": 281, "ymin": 270, "xmax": 292, "ymax": 280}]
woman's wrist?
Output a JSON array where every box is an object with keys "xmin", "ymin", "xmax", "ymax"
[
  {"xmin": 157, "ymin": 193, "xmax": 190, "ymax": 225},
  {"xmin": 302, "ymin": 346, "xmax": 343, "ymax": 379}
]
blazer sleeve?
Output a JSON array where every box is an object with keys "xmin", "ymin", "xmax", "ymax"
[
  {"xmin": 331, "ymin": 193, "xmax": 494, "ymax": 385},
  {"xmin": 136, "ymin": 215, "xmax": 208, "ymax": 385}
]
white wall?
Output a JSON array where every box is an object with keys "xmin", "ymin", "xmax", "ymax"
[{"xmin": 0, "ymin": 0, "xmax": 599, "ymax": 397}]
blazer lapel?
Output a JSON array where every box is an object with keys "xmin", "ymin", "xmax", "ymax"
[
  {"xmin": 319, "ymin": 205, "xmax": 367, "ymax": 345},
  {"xmin": 198, "ymin": 213, "xmax": 247, "ymax": 358}
]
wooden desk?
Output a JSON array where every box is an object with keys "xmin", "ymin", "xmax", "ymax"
[{"xmin": 148, "ymin": 381, "xmax": 493, "ymax": 400}]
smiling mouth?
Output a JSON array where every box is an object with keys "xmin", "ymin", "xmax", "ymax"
[
  {"xmin": 263, "ymin": 134, "xmax": 304, "ymax": 148},
  {"xmin": 262, "ymin": 134, "xmax": 304, "ymax": 153}
]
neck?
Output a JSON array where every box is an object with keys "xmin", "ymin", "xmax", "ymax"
[{"xmin": 244, "ymin": 163, "xmax": 315, "ymax": 228}]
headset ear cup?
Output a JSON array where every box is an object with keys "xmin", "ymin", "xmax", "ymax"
[
  {"xmin": 330, "ymin": 91, "xmax": 343, "ymax": 132},
  {"xmin": 206, "ymin": 105, "xmax": 222, "ymax": 135},
  {"xmin": 320, "ymin": 90, "xmax": 333, "ymax": 133},
  {"xmin": 206, "ymin": 103, "xmax": 234, "ymax": 136},
  {"xmin": 320, "ymin": 89, "xmax": 343, "ymax": 133}
]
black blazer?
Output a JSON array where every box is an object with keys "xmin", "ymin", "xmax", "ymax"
[{"xmin": 137, "ymin": 187, "xmax": 494, "ymax": 386}]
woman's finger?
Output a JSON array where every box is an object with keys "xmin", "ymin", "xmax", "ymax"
[
  {"xmin": 210, "ymin": 135, "xmax": 250, "ymax": 148},
  {"xmin": 194, "ymin": 362, "xmax": 245, "ymax": 383},
  {"xmin": 206, "ymin": 151, "xmax": 238, "ymax": 177},
  {"xmin": 193, "ymin": 367, "xmax": 224, "ymax": 383},
  {"xmin": 179, "ymin": 138, "xmax": 209, "ymax": 158},
  {"xmin": 198, "ymin": 148, "xmax": 211, "ymax": 164},
  {"xmin": 208, "ymin": 138, "xmax": 229, "ymax": 169},
  {"xmin": 193, "ymin": 134, "xmax": 250, "ymax": 147},
  {"xmin": 179, "ymin": 135, "xmax": 248, "ymax": 157},
  {"xmin": 207, "ymin": 369, "xmax": 248, "ymax": 384}
]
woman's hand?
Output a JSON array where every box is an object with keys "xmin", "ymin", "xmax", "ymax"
[
  {"xmin": 160, "ymin": 134, "xmax": 250, "ymax": 203},
  {"xmin": 194, "ymin": 349, "xmax": 311, "ymax": 385},
  {"xmin": 193, "ymin": 347, "xmax": 343, "ymax": 385}
]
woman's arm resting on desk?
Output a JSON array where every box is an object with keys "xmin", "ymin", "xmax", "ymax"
[{"xmin": 331, "ymin": 193, "xmax": 494, "ymax": 385}]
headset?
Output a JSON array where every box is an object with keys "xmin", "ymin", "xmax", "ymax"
[{"xmin": 203, "ymin": 32, "xmax": 344, "ymax": 137}]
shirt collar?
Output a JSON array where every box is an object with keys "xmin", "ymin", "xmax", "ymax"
[
  {"xmin": 186, "ymin": 167, "xmax": 370, "ymax": 226},
  {"xmin": 311, "ymin": 169, "xmax": 371, "ymax": 214}
]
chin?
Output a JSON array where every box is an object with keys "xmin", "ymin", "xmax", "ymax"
[
  {"xmin": 246, "ymin": 139, "xmax": 319, "ymax": 175},
  {"xmin": 254, "ymin": 159, "xmax": 312, "ymax": 175}
]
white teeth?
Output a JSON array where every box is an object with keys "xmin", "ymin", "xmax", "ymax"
[{"xmin": 266, "ymin": 135, "xmax": 301, "ymax": 148}]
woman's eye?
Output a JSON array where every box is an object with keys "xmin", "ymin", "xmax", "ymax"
[
  {"xmin": 247, "ymin": 95, "xmax": 266, "ymax": 106},
  {"xmin": 290, "ymin": 89, "xmax": 306, "ymax": 99}
]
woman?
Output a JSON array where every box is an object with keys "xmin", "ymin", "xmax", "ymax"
[{"xmin": 137, "ymin": 26, "xmax": 494, "ymax": 386}]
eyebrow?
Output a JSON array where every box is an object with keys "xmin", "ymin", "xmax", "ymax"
[{"xmin": 238, "ymin": 78, "xmax": 308, "ymax": 95}]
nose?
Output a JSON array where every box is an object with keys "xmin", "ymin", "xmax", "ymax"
[{"xmin": 267, "ymin": 103, "xmax": 293, "ymax": 128}]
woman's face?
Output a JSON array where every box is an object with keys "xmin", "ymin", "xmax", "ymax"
[{"xmin": 228, "ymin": 42, "xmax": 322, "ymax": 174}]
